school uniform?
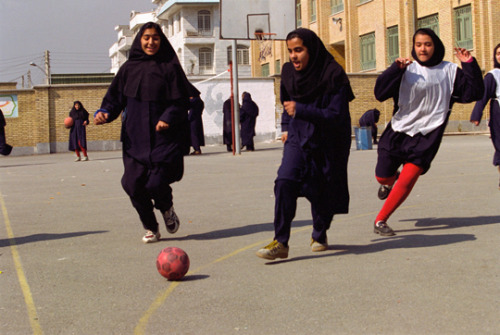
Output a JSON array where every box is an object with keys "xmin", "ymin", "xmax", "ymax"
[
  {"xmin": 188, "ymin": 96, "xmax": 205, "ymax": 153},
  {"xmin": 98, "ymin": 23, "xmax": 198, "ymax": 234},
  {"xmin": 471, "ymin": 68, "xmax": 500, "ymax": 166},
  {"xmin": 0, "ymin": 110, "xmax": 12, "ymax": 156},
  {"xmin": 68, "ymin": 102, "xmax": 89, "ymax": 152},
  {"xmin": 240, "ymin": 93, "xmax": 259, "ymax": 150},
  {"xmin": 359, "ymin": 108, "xmax": 380, "ymax": 143},
  {"xmin": 222, "ymin": 98, "xmax": 233, "ymax": 150},
  {"xmin": 273, "ymin": 28, "xmax": 354, "ymax": 246}
]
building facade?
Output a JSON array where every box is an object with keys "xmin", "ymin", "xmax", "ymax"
[
  {"xmin": 255, "ymin": 0, "xmax": 500, "ymax": 76},
  {"xmin": 109, "ymin": 0, "xmax": 252, "ymax": 79}
]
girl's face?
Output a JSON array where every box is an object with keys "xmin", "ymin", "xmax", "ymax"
[
  {"xmin": 287, "ymin": 37, "xmax": 309, "ymax": 71},
  {"xmin": 495, "ymin": 47, "xmax": 500, "ymax": 65},
  {"xmin": 414, "ymin": 33, "xmax": 435, "ymax": 63},
  {"xmin": 74, "ymin": 103, "xmax": 80, "ymax": 110},
  {"xmin": 141, "ymin": 28, "xmax": 161, "ymax": 56}
]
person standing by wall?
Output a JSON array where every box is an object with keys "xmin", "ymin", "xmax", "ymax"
[
  {"xmin": 359, "ymin": 108, "xmax": 380, "ymax": 144},
  {"xmin": 188, "ymin": 95, "xmax": 205, "ymax": 155},
  {"xmin": 222, "ymin": 97, "xmax": 233, "ymax": 152},
  {"xmin": 256, "ymin": 28, "xmax": 354, "ymax": 260},
  {"xmin": 0, "ymin": 108, "xmax": 12, "ymax": 156},
  {"xmin": 372, "ymin": 28, "xmax": 484, "ymax": 236},
  {"xmin": 68, "ymin": 101, "xmax": 89, "ymax": 161},
  {"xmin": 470, "ymin": 43, "xmax": 500, "ymax": 188},
  {"xmin": 240, "ymin": 92, "xmax": 259, "ymax": 151},
  {"xmin": 94, "ymin": 22, "xmax": 199, "ymax": 243}
]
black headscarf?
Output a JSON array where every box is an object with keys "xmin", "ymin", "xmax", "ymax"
[
  {"xmin": 281, "ymin": 28, "xmax": 354, "ymax": 103},
  {"xmin": 69, "ymin": 101, "xmax": 89, "ymax": 120},
  {"xmin": 411, "ymin": 28, "xmax": 445, "ymax": 67},
  {"xmin": 114, "ymin": 22, "xmax": 199, "ymax": 101},
  {"xmin": 493, "ymin": 43, "xmax": 500, "ymax": 69}
]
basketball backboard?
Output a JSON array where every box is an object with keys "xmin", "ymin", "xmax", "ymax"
[{"xmin": 220, "ymin": 0, "xmax": 296, "ymax": 40}]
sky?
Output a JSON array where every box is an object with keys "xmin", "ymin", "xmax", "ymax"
[{"xmin": 0, "ymin": 0, "xmax": 156, "ymax": 86}]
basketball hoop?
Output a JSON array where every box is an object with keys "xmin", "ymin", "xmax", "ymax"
[{"xmin": 255, "ymin": 32, "xmax": 276, "ymax": 62}]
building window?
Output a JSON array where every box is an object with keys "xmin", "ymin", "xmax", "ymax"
[
  {"xmin": 455, "ymin": 5, "xmax": 473, "ymax": 50},
  {"xmin": 331, "ymin": 0, "xmax": 344, "ymax": 14},
  {"xmin": 310, "ymin": 0, "xmax": 317, "ymax": 22},
  {"xmin": 417, "ymin": 14, "xmax": 439, "ymax": 36},
  {"xmin": 296, "ymin": 0, "xmax": 302, "ymax": 27},
  {"xmin": 275, "ymin": 59, "xmax": 281, "ymax": 74},
  {"xmin": 199, "ymin": 47, "xmax": 213, "ymax": 74},
  {"xmin": 387, "ymin": 26, "xmax": 399, "ymax": 64},
  {"xmin": 360, "ymin": 32, "xmax": 376, "ymax": 70},
  {"xmin": 198, "ymin": 10, "xmax": 212, "ymax": 36},
  {"xmin": 227, "ymin": 45, "xmax": 250, "ymax": 65},
  {"xmin": 261, "ymin": 63, "xmax": 270, "ymax": 77}
]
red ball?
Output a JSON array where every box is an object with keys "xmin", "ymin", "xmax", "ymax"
[
  {"xmin": 64, "ymin": 117, "xmax": 74, "ymax": 128},
  {"xmin": 156, "ymin": 247, "xmax": 190, "ymax": 281}
]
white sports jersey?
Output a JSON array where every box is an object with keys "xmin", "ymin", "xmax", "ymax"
[
  {"xmin": 488, "ymin": 68, "xmax": 500, "ymax": 105},
  {"xmin": 392, "ymin": 61, "xmax": 458, "ymax": 136}
]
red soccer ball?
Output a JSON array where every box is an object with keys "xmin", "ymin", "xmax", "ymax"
[
  {"xmin": 64, "ymin": 117, "xmax": 74, "ymax": 128},
  {"xmin": 156, "ymin": 247, "xmax": 190, "ymax": 281}
]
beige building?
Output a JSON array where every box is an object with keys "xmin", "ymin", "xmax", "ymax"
[
  {"xmin": 254, "ymin": 0, "xmax": 500, "ymax": 75},
  {"xmin": 252, "ymin": 0, "xmax": 499, "ymax": 130}
]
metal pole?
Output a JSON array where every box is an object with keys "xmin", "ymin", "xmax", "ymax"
[{"xmin": 231, "ymin": 40, "xmax": 241, "ymax": 155}]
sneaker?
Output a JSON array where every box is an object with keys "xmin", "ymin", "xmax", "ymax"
[
  {"xmin": 142, "ymin": 230, "xmax": 161, "ymax": 243},
  {"xmin": 256, "ymin": 240, "xmax": 289, "ymax": 260},
  {"xmin": 377, "ymin": 185, "xmax": 392, "ymax": 200},
  {"xmin": 373, "ymin": 221, "xmax": 395, "ymax": 236},
  {"xmin": 74, "ymin": 156, "xmax": 81, "ymax": 162},
  {"xmin": 190, "ymin": 150, "xmax": 202, "ymax": 155},
  {"xmin": 163, "ymin": 206, "xmax": 180, "ymax": 234},
  {"xmin": 82, "ymin": 156, "xmax": 89, "ymax": 161},
  {"xmin": 311, "ymin": 238, "xmax": 328, "ymax": 252}
]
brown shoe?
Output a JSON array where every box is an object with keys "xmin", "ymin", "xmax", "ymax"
[{"xmin": 256, "ymin": 240, "xmax": 289, "ymax": 260}]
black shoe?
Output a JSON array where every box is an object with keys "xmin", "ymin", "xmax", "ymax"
[
  {"xmin": 378, "ymin": 185, "xmax": 392, "ymax": 200},
  {"xmin": 374, "ymin": 221, "xmax": 395, "ymax": 236},
  {"xmin": 162, "ymin": 206, "xmax": 180, "ymax": 234}
]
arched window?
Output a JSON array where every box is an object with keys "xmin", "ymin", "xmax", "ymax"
[
  {"xmin": 199, "ymin": 47, "xmax": 213, "ymax": 74},
  {"xmin": 226, "ymin": 45, "xmax": 250, "ymax": 65},
  {"xmin": 198, "ymin": 10, "xmax": 211, "ymax": 35}
]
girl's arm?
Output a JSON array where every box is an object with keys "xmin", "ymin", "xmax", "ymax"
[
  {"xmin": 374, "ymin": 61, "xmax": 407, "ymax": 102},
  {"xmin": 292, "ymin": 85, "xmax": 351, "ymax": 124},
  {"xmin": 451, "ymin": 49, "xmax": 485, "ymax": 104},
  {"xmin": 470, "ymin": 73, "xmax": 497, "ymax": 124}
]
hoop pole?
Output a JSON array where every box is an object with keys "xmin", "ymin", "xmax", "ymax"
[{"xmin": 230, "ymin": 40, "xmax": 241, "ymax": 155}]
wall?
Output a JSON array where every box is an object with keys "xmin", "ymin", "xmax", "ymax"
[{"xmin": 0, "ymin": 74, "xmax": 487, "ymax": 156}]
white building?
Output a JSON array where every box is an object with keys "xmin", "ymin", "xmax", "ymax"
[{"xmin": 109, "ymin": 1, "xmax": 252, "ymax": 79}]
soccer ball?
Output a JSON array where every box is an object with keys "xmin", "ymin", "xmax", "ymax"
[
  {"xmin": 156, "ymin": 247, "xmax": 190, "ymax": 281},
  {"xmin": 64, "ymin": 117, "xmax": 74, "ymax": 128}
]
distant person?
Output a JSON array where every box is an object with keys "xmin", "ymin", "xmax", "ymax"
[
  {"xmin": 0, "ymin": 109, "xmax": 13, "ymax": 156},
  {"xmin": 240, "ymin": 92, "xmax": 259, "ymax": 151},
  {"xmin": 188, "ymin": 95, "xmax": 205, "ymax": 155},
  {"xmin": 359, "ymin": 108, "xmax": 380, "ymax": 144},
  {"xmin": 68, "ymin": 101, "xmax": 89, "ymax": 161},
  {"xmin": 471, "ymin": 43, "xmax": 500, "ymax": 188},
  {"xmin": 256, "ymin": 28, "xmax": 354, "ymax": 260},
  {"xmin": 222, "ymin": 97, "xmax": 233, "ymax": 152},
  {"xmin": 94, "ymin": 22, "xmax": 199, "ymax": 243},
  {"xmin": 372, "ymin": 28, "xmax": 484, "ymax": 236}
]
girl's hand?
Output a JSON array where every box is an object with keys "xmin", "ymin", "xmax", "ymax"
[
  {"xmin": 395, "ymin": 57, "xmax": 412, "ymax": 69},
  {"xmin": 471, "ymin": 120, "xmax": 480, "ymax": 126},
  {"xmin": 156, "ymin": 120, "xmax": 170, "ymax": 132},
  {"xmin": 94, "ymin": 112, "xmax": 108, "ymax": 125},
  {"xmin": 283, "ymin": 101, "xmax": 296, "ymax": 117},
  {"xmin": 455, "ymin": 48, "xmax": 472, "ymax": 62},
  {"xmin": 281, "ymin": 131, "xmax": 288, "ymax": 143}
]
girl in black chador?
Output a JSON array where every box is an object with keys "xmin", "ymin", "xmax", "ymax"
[
  {"xmin": 256, "ymin": 28, "xmax": 354, "ymax": 260},
  {"xmin": 94, "ymin": 22, "xmax": 199, "ymax": 243},
  {"xmin": 68, "ymin": 101, "xmax": 89, "ymax": 161},
  {"xmin": 471, "ymin": 43, "xmax": 500, "ymax": 188}
]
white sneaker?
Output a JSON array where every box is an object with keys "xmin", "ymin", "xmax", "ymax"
[
  {"xmin": 142, "ymin": 230, "xmax": 160, "ymax": 243},
  {"xmin": 163, "ymin": 206, "xmax": 180, "ymax": 234},
  {"xmin": 82, "ymin": 156, "xmax": 89, "ymax": 161},
  {"xmin": 74, "ymin": 157, "xmax": 81, "ymax": 162}
]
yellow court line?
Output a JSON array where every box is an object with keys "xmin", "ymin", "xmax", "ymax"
[
  {"xmin": 0, "ymin": 192, "xmax": 44, "ymax": 335},
  {"xmin": 134, "ymin": 212, "xmax": 378, "ymax": 334}
]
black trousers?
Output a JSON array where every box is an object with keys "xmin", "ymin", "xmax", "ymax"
[{"xmin": 121, "ymin": 153, "xmax": 181, "ymax": 232}]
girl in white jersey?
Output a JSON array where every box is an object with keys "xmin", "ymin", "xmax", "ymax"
[
  {"xmin": 372, "ymin": 28, "xmax": 484, "ymax": 236},
  {"xmin": 471, "ymin": 43, "xmax": 500, "ymax": 188}
]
